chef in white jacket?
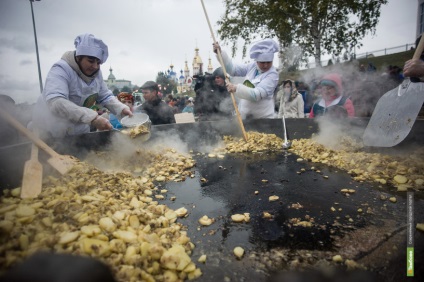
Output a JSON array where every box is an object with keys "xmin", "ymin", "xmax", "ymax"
[
  {"xmin": 31, "ymin": 33, "xmax": 132, "ymax": 139},
  {"xmin": 213, "ymin": 39, "xmax": 279, "ymax": 119}
]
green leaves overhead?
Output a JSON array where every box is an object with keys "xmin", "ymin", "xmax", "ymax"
[{"xmin": 217, "ymin": 0, "xmax": 387, "ymax": 66}]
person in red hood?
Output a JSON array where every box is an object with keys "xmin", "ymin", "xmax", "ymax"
[{"xmin": 309, "ymin": 73, "xmax": 355, "ymax": 118}]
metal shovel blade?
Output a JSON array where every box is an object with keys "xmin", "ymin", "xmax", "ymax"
[{"xmin": 363, "ymin": 81, "xmax": 424, "ymax": 147}]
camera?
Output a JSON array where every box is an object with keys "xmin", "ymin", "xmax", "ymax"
[{"xmin": 193, "ymin": 73, "xmax": 213, "ymax": 92}]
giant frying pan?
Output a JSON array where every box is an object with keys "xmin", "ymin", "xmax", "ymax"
[{"xmin": 0, "ymin": 118, "xmax": 423, "ymax": 282}]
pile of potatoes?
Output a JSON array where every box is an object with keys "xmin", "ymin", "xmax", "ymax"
[
  {"xmin": 290, "ymin": 137, "xmax": 424, "ymax": 190},
  {"xmin": 121, "ymin": 124, "xmax": 150, "ymax": 139},
  {"xmin": 0, "ymin": 148, "xmax": 201, "ymax": 282},
  {"xmin": 220, "ymin": 132, "xmax": 423, "ymax": 190},
  {"xmin": 2, "ymin": 132, "xmax": 420, "ymax": 280},
  {"xmin": 222, "ymin": 131, "xmax": 284, "ymax": 153}
]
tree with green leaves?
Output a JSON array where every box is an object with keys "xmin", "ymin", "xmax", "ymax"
[
  {"xmin": 121, "ymin": 86, "xmax": 132, "ymax": 93},
  {"xmin": 217, "ymin": 0, "xmax": 387, "ymax": 67}
]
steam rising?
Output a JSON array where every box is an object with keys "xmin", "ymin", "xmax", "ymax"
[
  {"xmin": 312, "ymin": 117, "xmax": 364, "ymax": 150},
  {"xmin": 83, "ymin": 119, "xmax": 234, "ymax": 172},
  {"xmin": 299, "ymin": 62, "xmax": 401, "ymax": 118}
]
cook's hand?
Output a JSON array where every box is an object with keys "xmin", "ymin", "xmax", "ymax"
[
  {"xmin": 226, "ymin": 82, "xmax": 237, "ymax": 93},
  {"xmin": 121, "ymin": 108, "xmax": 133, "ymax": 117},
  {"xmin": 91, "ymin": 115, "xmax": 112, "ymax": 131},
  {"xmin": 403, "ymin": 59, "xmax": 424, "ymax": 78},
  {"xmin": 213, "ymin": 42, "xmax": 221, "ymax": 54}
]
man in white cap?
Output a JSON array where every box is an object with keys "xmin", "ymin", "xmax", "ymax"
[
  {"xmin": 213, "ymin": 38, "xmax": 279, "ymax": 119},
  {"xmin": 31, "ymin": 33, "xmax": 132, "ymax": 139}
]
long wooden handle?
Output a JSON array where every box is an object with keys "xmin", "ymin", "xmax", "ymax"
[
  {"xmin": 412, "ymin": 33, "xmax": 424, "ymax": 60},
  {"xmin": 200, "ymin": 0, "xmax": 248, "ymax": 142},
  {"xmin": 30, "ymin": 130, "xmax": 40, "ymax": 160},
  {"xmin": 0, "ymin": 110, "xmax": 60, "ymax": 158},
  {"xmin": 30, "ymin": 142, "xmax": 39, "ymax": 160}
]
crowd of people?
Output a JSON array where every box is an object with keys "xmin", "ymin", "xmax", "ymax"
[{"xmin": 0, "ymin": 32, "xmax": 422, "ymax": 144}]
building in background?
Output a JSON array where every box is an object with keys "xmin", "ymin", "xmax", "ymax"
[
  {"xmin": 104, "ymin": 45, "xmax": 215, "ymax": 95},
  {"xmin": 104, "ymin": 67, "xmax": 132, "ymax": 93},
  {"xmin": 171, "ymin": 46, "xmax": 214, "ymax": 94}
]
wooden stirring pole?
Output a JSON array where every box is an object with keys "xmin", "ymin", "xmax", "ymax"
[
  {"xmin": 0, "ymin": 110, "xmax": 76, "ymax": 175},
  {"xmin": 200, "ymin": 0, "xmax": 248, "ymax": 142}
]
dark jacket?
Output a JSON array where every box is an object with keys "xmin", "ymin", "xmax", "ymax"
[
  {"xmin": 194, "ymin": 83, "xmax": 233, "ymax": 121},
  {"xmin": 312, "ymin": 96, "xmax": 349, "ymax": 117},
  {"xmin": 141, "ymin": 98, "xmax": 175, "ymax": 125}
]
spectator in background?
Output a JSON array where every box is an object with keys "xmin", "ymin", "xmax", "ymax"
[
  {"xmin": 277, "ymin": 79, "xmax": 304, "ymax": 118},
  {"xmin": 117, "ymin": 92, "xmax": 134, "ymax": 111},
  {"xmin": 388, "ymin": 65, "xmax": 404, "ymax": 84},
  {"xmin": 165, "ymin": 94, "xmax": 173, "ymax": 104},
  {"xmin": 139, "ymin": 81, "xmax": 175, "ymax": 125},
  {"xmin": 182, "ymin": 100, "xmax": 194, "ymax": 113},
  {"xmin": 177, "ymin": 96, "xmax": 187, "ymax": 112},
  {"xmin": 194, "ymin": 67, "xmax": 233, "ymax": 121},
  {"xmin": 168, "ymin": 98, "xmax": 180, "ymax": 114},
  {"xmin": 367, "ymin": 62, "xmax": 377, "ymax": 73},
  {"xmin": 110, "ymin": 92, "xmax": 134, "ymax": 129},
  {"xmin": 296, "ymin": 81, "xmax": 308, "ymax": 92},
  {"xmin": 309, "ymin": 73, "xmax": 355, "ymax": 118}
]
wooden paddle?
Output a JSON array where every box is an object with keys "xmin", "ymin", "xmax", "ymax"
[
  {"xmin": 21, "ymin": 140, "xmax": 43, "ymax": 198},
  {"xmin": 200, "ymin": 0, "xmax": 248, "ymax": 142},
  {"xmin": 0, "ymin": 110, "xmax": 76, "ymax": 175},
  {"xmin": 363, "ymin": 35, "xmax": 424, "ymax": 147}
]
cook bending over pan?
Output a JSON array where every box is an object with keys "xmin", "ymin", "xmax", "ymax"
[
  {"xmin": 30, "ymin": 33, "xmax": 132, "ymax": 139},
  {"xmin": 213, "ymin": 39, "xmax": 279, "ymax": 119}
]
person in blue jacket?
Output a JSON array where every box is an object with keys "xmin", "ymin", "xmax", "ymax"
[
  {"xmin": 110, "ymin": 92, "xmax": 135, "ymax": 129},
  {"xmin": 31, "ymin": 33, "xmax": 132, "ymax": 139}
]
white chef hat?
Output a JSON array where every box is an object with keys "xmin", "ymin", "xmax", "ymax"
[
  {"xmin": 249, "ymin": 38, "xmax": 279, "ymax": 62},
  {"xmin": 74, "ymin": 33, "xmax": 108, "ymax": 64}
]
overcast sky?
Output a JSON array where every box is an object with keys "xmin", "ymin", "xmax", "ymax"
[{"xmin": 0, "ymin": 0, "xmax": 418, "ymax": 104}]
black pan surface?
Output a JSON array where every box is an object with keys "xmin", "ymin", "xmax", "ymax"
[{"xmin": 1, "ymin": 118, "xmax": 423, "ymax": 281}]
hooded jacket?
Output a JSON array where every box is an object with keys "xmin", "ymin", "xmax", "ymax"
[
  {"xmin": 309, "ymin": 73, "xmax": 355, "ymax": 118},
  {"xmin": 277, "ymin": 80, "xmax": 305, "ymax": 118},
  {"xmin": 218, "ymin": 51, "xmax": 278, "ymax": 119},
  {"xmin": 32, "ymin": 51, "xmax": 127, "ymax": 138}
]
